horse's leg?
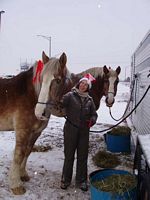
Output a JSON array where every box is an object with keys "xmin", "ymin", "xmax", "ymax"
[
  {"xmin": 9, "ymin": 129, "xmax": 29, "ymax": 195},
  {"xmin": 20, "ymin": 131, "xmax": 42, "ymax": 182}
]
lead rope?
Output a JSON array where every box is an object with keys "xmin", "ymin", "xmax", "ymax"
[
  {"xmin": 109, "ymin": 78, "xmax": 136, "ymax": 121},
  {"xmin": 89, "ymin": 84, "xmax": 150, "ymax": 133}
]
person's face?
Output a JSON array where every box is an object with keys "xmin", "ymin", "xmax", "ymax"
[{"xmin": 79, "ymin": 80, "xmax": 89, "ymax": 92}]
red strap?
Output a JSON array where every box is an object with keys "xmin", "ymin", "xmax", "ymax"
[{"xmin": 33, "ymin": 60, "xmax": 44, "ymax": 83}]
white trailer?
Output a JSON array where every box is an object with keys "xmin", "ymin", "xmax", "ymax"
[{"xmin": 130, "ymin": 30, "xmax": 150, "ymax": 137}]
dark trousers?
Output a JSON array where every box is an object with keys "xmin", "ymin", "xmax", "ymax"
[{"xmin": 61, "ymin": 122, "xmax": 89, "ymax": 184}]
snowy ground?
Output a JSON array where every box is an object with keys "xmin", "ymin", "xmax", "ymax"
[{"xmin": 0, "ymin": 82, "xmax": 133, "ymax": 200}]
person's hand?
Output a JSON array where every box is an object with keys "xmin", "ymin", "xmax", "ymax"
[{"xmin": 86, "ymin": 120, "xmax": 94, "ymax": 128}]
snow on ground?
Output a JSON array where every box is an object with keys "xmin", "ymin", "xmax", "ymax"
[{"xmin": 0, "ymin": 82, "xmax": 132, "ymax": 200}]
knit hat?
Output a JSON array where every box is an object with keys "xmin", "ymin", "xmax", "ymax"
[{"xmin": 79, "ymin": 73, "xmax": 96, "ymax": 89}]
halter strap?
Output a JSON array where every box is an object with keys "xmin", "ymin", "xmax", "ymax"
[{"xmin": 37, "ymin": 101, "xmax": 56, "ymax": 106}]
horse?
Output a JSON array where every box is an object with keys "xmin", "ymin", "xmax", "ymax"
[
  {"xmin": 0, "ymin": 51, "xmax": 69, "ymax": 195},
  {"xmin": 48, "ymin": 65, "xmax": 121, "ymax": 117}
]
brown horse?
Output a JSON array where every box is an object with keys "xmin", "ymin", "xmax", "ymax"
[
  {"xmin": 48, "ymin": 65, "xmax": 121, "ymax": 116},
  {"xmin": 0, "ymin": 51, "xmax": 68, "ymax": 195}
]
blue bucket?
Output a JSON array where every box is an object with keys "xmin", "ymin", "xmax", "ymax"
[
  {"xmin": 106, "ymin": 132, "xmax": 131, "ymax": 153},
  {"xmin": 89, "ymin": 169, "xmax": 137, "ymax": 200}
]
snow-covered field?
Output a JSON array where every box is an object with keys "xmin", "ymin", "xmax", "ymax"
[{"xmin": 0, "ymin": 82, "xmax": 132, "ymax": 200}]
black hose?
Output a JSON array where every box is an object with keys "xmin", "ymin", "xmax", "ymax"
[
  {"xmin": 109, "ymin": 79, "xmax": 136, "ymax": 121},
  {"xmin": 90, "ymin": 85, "xmax": 150, "ymax": 133}
]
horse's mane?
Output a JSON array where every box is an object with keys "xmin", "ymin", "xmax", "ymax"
[
  {"xmin": 42, "ymin": 58, "xmax": 60, "ymax": 75},
  {"xmin": 31, "ymin": 61, "xmax": 40, "ymax": 95},
  {"xmin": 76, "ymin": 67, "xmax": 104, "ymax": 79},
  {"xmin": 32, "ymin": 58, "xmax": 61, "ymax": 95},
  {"xmin": 33, "ymin": 57, "xmax": 71, "ymax": 96}
]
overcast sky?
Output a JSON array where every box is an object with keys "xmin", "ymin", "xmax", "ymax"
[{"xmin": 0, "ymin": 0, "xmax": 150, "ymax": 79}]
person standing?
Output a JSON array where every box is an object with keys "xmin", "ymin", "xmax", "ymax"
[{"xmin": 60, "ymin": 74, "xmax": 98, "ymax": 191}]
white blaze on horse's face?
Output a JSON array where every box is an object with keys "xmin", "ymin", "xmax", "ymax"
[
  {"xmin": 34, "ymin": 52, "xmax": 67, "ymax": 121},
  {"xmin": 35, "ymin": 73, "xmax": 54, "ymax": 121},
  {"xmin": 106, "ymin": 76, "xmax": 116, "ymax": 107},
  {"xmin": 104, "ymin": 66, "xmax": 121, "ymax": 107}
]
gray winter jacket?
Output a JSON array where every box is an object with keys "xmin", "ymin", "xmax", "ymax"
[{"xmin": 61, "ymin": 89, "xmax": 98, "ymax": 128}]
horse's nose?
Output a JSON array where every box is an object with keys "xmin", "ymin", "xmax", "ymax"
[
  {"xmin": 39, "ymin": 114, "xmax": 49, "ymax": 121},
  {"xmin": 41, "ymin": 109, "xmax": 50, "ymax": 120},
  {"xmin": 35, "ymin": 103, "xmax": 48, "ymax": 121},
  {"xmin": 105, "ymin": 94, "xmax": 115, "ymax": 107},
  {"xmin": 36, "ymin": 115, "xmax": 48, "ymax": 121},
  {"xmin": 35, "ymin": 111, "xmax": 49, "ymax": 121}
]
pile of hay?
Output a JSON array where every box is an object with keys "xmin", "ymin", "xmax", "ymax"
[
  {"xmin": 92, "ymin": 174, "xmax": 137, "ymax": 195},
  {"xmin": 110, "ymin": 126, "xmax": 131, "ymax": 136},
  {"xmin": 92, "ymin": 150, "xmax": 120, "ymax": 168}
]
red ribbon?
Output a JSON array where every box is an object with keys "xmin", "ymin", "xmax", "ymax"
[{"xmin": 33, "ymin": 60, "xmax": 44, "ymax": 83}]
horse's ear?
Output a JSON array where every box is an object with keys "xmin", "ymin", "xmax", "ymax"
[
  {"xmin": 59, "ymin": 52, "xmax": 67, "ymax": 66},
  {"xmin": 116, "ymin": 66, "xmax": 121, "ymax": 75},
  {"xmin": 42, "ymin": 51, "xmax": 49, "ymax": 64},
  {"xmin": 103, "ymin": 65, "xmax": 109, "ymax": 74}
]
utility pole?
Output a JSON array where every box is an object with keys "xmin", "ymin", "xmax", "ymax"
[
  {"xmin": 0, "ymin": 10, "xmax": 5, "ymax": 32},
  {"xmin": 37, "ymin": 35, "xmax": 51, "ymax": 58}
]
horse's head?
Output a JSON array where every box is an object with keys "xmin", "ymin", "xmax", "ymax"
[
  {"xmin": 46, "ymin": 70, "xmax": 74, "ymax": 117},
  {"xmin": 103, "ymin": 65, "xmax": 121, "ymax": 107},
  {"xmin": 34, "ymin": 51, "xmax": 68, "ymax": 120}
]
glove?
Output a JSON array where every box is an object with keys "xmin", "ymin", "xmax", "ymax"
[{"xmin": 86, "ymin": 120, "xmax": 94, "ymax": 128}]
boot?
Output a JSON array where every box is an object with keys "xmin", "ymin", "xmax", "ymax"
[
  {"xmin": 60, "ymin": 182, "xmax": 70, "ymax": 190},
  {"xmin": 80, "ymin": 182, "xmax": 88, "ymax": 191}
]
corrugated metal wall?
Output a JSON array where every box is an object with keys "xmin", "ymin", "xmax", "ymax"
[{"xmin": 130, "ymin": 30, "xmax": 150, "ymax": 135}]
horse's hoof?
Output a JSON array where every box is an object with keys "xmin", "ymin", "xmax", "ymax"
[
  {"xmin": 11, "ymin": 186, "xmax": 26, "ymax": 195},
  {"xmin": 21, "ymin": 175, "xmax": 30, "ymax": 182}
]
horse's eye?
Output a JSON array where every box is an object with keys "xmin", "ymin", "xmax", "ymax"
[{"xmin": 56, "ymin": 79, "xmax": 61, "ymax": 84}]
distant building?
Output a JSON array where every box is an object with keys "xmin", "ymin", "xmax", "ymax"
[{"xmin": 20, "ymin": 62, "xmax": 31, "ymax": 72}]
